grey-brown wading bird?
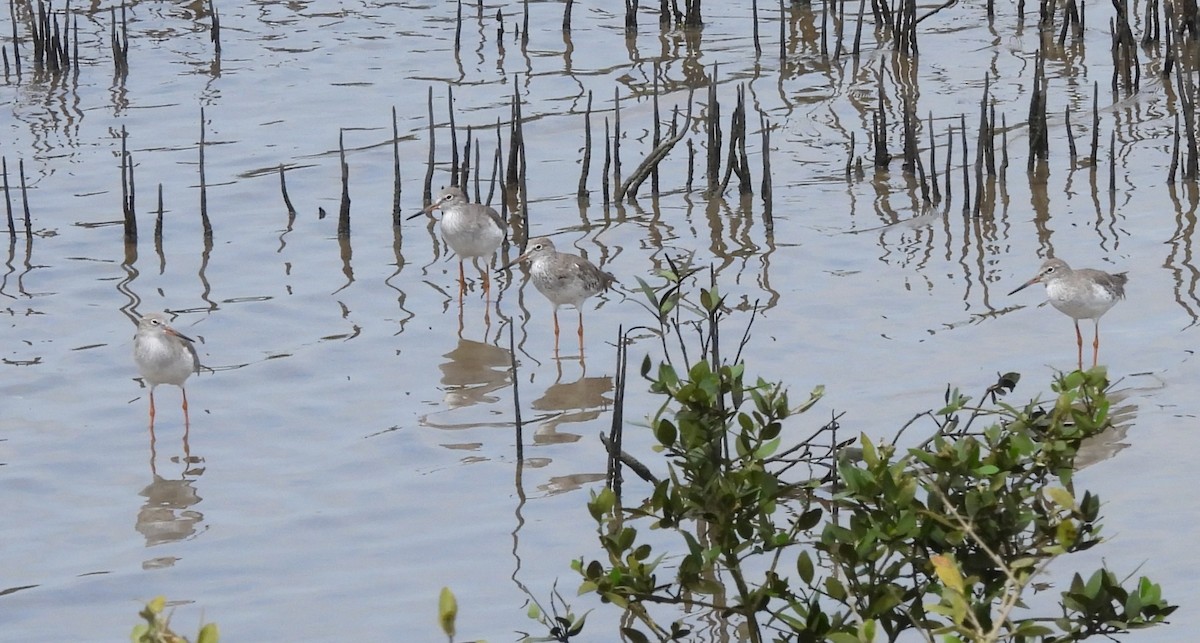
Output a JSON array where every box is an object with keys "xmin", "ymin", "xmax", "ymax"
[
  {"xmin": 407, "ymin": 186, "xmax": 507, "ymax": 300},
  {"xmin": 500, "ymin": 236, "xmax": 616, "ymax": 351},
  {"xmin": 1008, "ymin": 258, "xmax": 1128, "ymax": 370},
  {"xmin": 133, "ymin": 312, "xmax": 201, "ymax": 428}
]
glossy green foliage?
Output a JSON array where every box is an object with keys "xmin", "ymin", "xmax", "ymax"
[
  {"xmin": 130, "ymin": 597, "xmax": 218, "ymax": 643},
  {"xmin": 573, "ymin": 269, "xmax": 1173, "ymax": 642}
]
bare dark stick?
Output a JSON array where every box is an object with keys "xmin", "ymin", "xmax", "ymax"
[
  {"xmin": 606, "ymin": 325, "xmax": 627, "ymax": 496},
  {"xmin": 1108, "ymin": 129, "xmax": 1116, "ymax": 193},
  {"xmin": 986, "ymin": 103, "xmax": 996, "ymax": 176},
  {"xmin": 155, "ymin": 183, "xmax": 164, "ymax": 254},
  {"xmin": 488, "ymin": 117, "xmax": 502, "ymax": 206},
  {"xmin": 928, "ymin": 113, "xmax": 940, "ymax": 204},
  {"xmin": 199, "ymin": 108, "xmax": 212, "ymax": 238},
  {"xmin": 338, "ymin": 130, "xmax": 351, "ymax": 236},
  {"xmin": 455, "ymin": 0, "xmax": 463, "ymax": 52},
  {"xmin": 121, "ymin": 126, "xmax": 136, "ymax": 243},
  {"xmin": 521, "ymin": 0, "xmax": 529, "ymax": 46},
  {"xmin": 18, "ymin": 158, "xmax": 30, "ymax": 236},
  {"xmin": 621, "ymin": 99, "xmax": 693, "ymax": 199},
  {"xmin": 846, "ymin": 131, "xmax": 856, "ymax": 179},
  {"xmin": 1066, "ymin": 106, "xmax": 1077, "ymax": 163},
  {"xmin": 460, "ymin": 125, "xmax": 472, "ymax": 193},
  {"xmin": 208, "ymin": 0, "xmax": 221, "ymax": 54},
  {"xmin": 652, "ymin": 65, "xmax": 662, "ymax": 195},
  {"xmin": 706, "ymin": 64, "xmax": 721, "ymax": 194},
  {"xmin": 613, "ymin": 87, "xmax": 622, "ymax": 196},
  {"xmin": 280, "ymin": 164, "xmax": 297, "ymax": 218},
  {"xmin": 752, "ymin": 0, "xmax": 761, "ymax": 56},
  {"xmin": 944, "ymin": 124, "xmax": 953, "ymax": 207},
  {"xmin": 1000, "ymin": 112, "xmax": 1009, "ymax": 180},
  {"xmin": 779, "ymin": 0, "xmax": 786, "ymax": 61},
  {"xmin": 424, "ymin": 86, "xmax": 435, "ymax": 205},
  {"xmin": 392, "ymin": 106, "xmax": 401, "ymax": 226},
  {"xmin": 578, "ymin": 90, "xmax": 592, "ymax": 201},
  {"xmin": 518, "ymin": 113, "xmax": 529, "ymax": 239},
  {"xmin": 686, "ymin": 138, "xmax": 695, "ymax": 192},
  {"xmin": 509, "ymin": 321, "xmax": 524, "ymax": 465},
  {"xmin": 448, "ymin": 86, "xmax": 459, "ymax": 186},
  {"xmin": 563, "ymin": 0, "xmax": 575, "ymax": 30},
  {"xmin": 760, "ymin": 112, "xmax": 773, "ymax": 228},
  {"xmin": 473, "ymin": 142, "xmax": 482, "ymax": 203},
  {"xmin": 972, "ymin": 76, "xmax": 987, "ymax": 215},
  {"xmin": 873, "ymin": 70, "xmax": 890, "ymax": 168},
  {"xmin": 602, "ymin": 117, "xmax": 611, "ymax": 205},
  {"xmin": 506, "ymin": 81, "xmax": 523, "ymax": 191},
  {"xmin": 8, "ymin": 0, "xmax": 22, "ymax": 75},
  {"xmin": 902, "ymin": 95, "xmax": 917, "ymax": 172},
  {"xmin": 1171, "ymin": 111, "xmax": 1180, "ymax": 182},
  {"xmin": 960, "ymin": 114, "xmax": 970, "ymax": 216},
  {"xmin": 1090, "ymin": 81, "xmax": 1100, "ymax": 165},
  {"xmin": 2, "ymin": 156, "xmax": 13, "ymax": 238}
]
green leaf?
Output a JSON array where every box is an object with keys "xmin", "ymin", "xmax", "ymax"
[
  {"xmin": 621, "ymin": 627, "xmax": 652, "ymax": 643},
  {"xmin": 654, "ymin": 419, "xmax": 678, "ymax": 446},
  {"xmin": 755, "ymin": 437, "xmax": 781, "ymax": 459},
  {"xmin": 1046, "ymin": 487, "xmax": 1075, "ymax": 510},
  {"xmin": 860, "ymin": 433, "xmax": 878, "ymax": 467},
  {"xmin": 438, "ymin": 587, "xmax": 458, "ymax": 638},
  {"xmin": 796, "ymin": 508, "xmax": 823, "ymax": 531},
  {"xmin": 797, "ymin": 550, "xmax": 814, "ymax": 584},
  {"xmin": 196, "ymin": 623, "xmax": 220, "ymax": 643}
]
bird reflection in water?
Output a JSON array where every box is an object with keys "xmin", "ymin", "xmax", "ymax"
[
  {"xmin": 438, "ymin": 337, "xmax": 513, "ymax": 410},
  {"xmin": 137, "ymin": 435, "xmax": 206, "ymax": 553},
  {"xmin": 529, "ymin": 360, "xmax": 614, "ymax": 446}
]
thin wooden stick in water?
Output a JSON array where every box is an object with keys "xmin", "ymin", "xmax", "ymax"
[
  {"xmin": 19, "ymin": 159, "xmax": 31, "ymax": 236},
  {"xmin": 612, "ymin": 87, "xmax": 622, "ymax": 194},
  {"xmin": 2, "ymin": 156, "xmax": 14, "ymax": 238},
  {"xmin": 391, "ymin": 106, "xmax": 401, "ymax": 225},
  {"xmin": 199, "ymin": 108, "xmax": 212, "ymax": 238},
  {"xmin": 424, "ymin": 87, "xmax": 435, "ymax": 205},
  {"xmin": 448, "ymin": 86, "xmax": 459, "ymax": 186},
  {"xmin": 578, "ymin": 90, "xmax": 592, "ymax": 201},
  {"xmin": 209, "ymin": 0, "xmax": 221, "ymax": 54},
  {"xmin": 338, "ymin": 130, "xmax": 351, "ymax": 236},
  {"xmin": 278, "ymin": 164, "xmax": 295, "ymax": 217},
  {"xmin": 928, "ymin": 113, "xmax": 940, "ymax": 204},
  {"xmin": 602, "ymin": 117, "xmax": 611, "ymax": 205}
]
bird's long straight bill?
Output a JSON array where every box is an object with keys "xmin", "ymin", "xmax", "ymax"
[
  {"xmin": 1007, "ymin": 279, "xmax": 1037, "ymax": 296},
  {"xmin": 164, "ymin": 327, "xmax": 197, "ymax": 344},
  {"xmin": 406, "ymin": 207, "xmax": 434, "ymax": 221},
  {"xmin": 497, "ymin": 251, "xmax": 532, "ymax": 273}
]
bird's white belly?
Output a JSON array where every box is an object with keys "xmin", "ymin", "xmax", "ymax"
[
  {"xmin": 1046, "ymin": 281, "xmax": 1117, "ymax": 320},
  {"xmin": 135, "ymin": 338, "xmax": 195, "ymax": 386},
  {"xmin": 441, "ymin": 212, "xmax": 503, "ymax": 259}
]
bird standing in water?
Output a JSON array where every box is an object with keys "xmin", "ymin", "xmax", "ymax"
[
  {"xmin": 501, "ymin": 236, "xmax": 616, "ymax": 352},
  {"xmin": 408, "ymin": 186, "xmax": 507, "ymax": 300},
  {"xmin": 133, "ymin": 312, "xmax": 201, "ymax": 428},
  {"xmin": 1008, "ymin": 258, "xmax": 1128, "ymax": 370}
]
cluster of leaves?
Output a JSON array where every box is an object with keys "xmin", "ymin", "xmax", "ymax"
[
  {"xmin": 569, "ymin": 267, "xmax": 1174, "ymax": 642},
  {"xmin": 130, "ymin": 596, "xmax": 218, "ymax": 643}
]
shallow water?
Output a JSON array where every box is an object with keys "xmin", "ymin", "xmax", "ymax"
[{"xmin": 2, "ymin": 1, "xmax": 1198, "ymax": 640}]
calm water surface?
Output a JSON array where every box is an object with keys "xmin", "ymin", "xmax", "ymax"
[{"xmin": 2, "ymin": 1, "xmax": 1198, "ymax": 640}]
